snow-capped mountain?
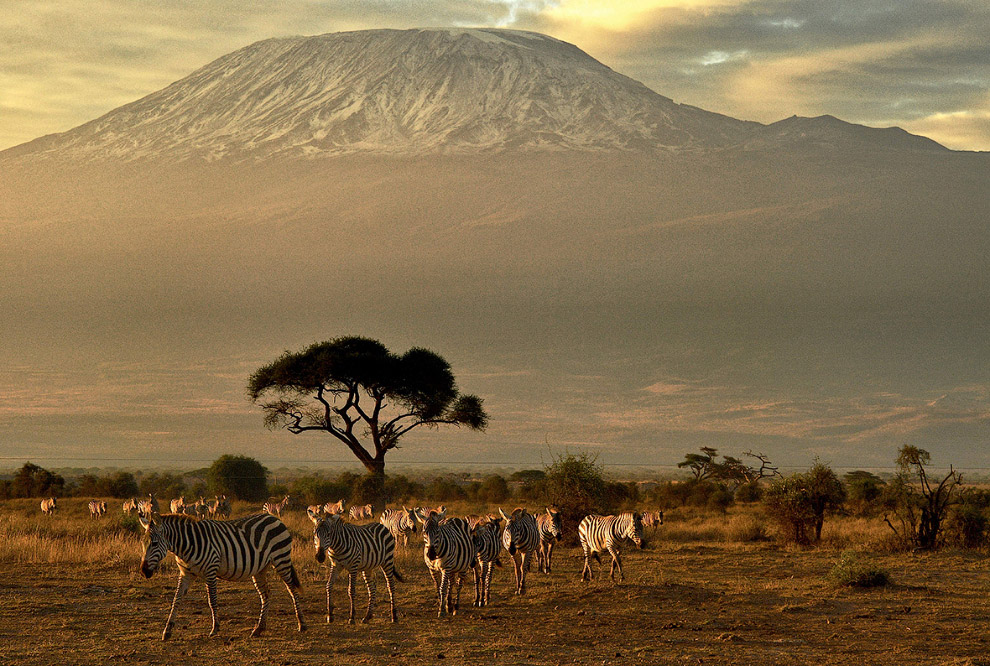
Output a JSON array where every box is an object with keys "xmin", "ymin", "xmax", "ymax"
[{"xmin": 5, "ymin": 28, "xmax": 768, "ymax": 162}]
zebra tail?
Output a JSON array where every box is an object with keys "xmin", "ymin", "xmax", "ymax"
[
  {"xmin": 392, "ymin": 566, "xmax": 405, "ymax": 583},
  {"xmin": 287, "ymin": 563, "xmax": 302, "ymax": 589}
]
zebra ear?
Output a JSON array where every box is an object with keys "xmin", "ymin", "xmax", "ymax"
[
  {"xmin": 307, "ymin": 508, "xmax": 321, "ymax": 525},
  {"xmin": 138, "ymin": 513, "xmax": 152, "ymax": 530},
  {"xmin": 414, "ymin": 508, "xmax": 427, "ymax": 524},
  {"xmin": 498, "ymin": 507, "xmax": 509, "ymax": 521}
]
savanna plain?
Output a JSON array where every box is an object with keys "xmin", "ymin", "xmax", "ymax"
[{"xmin": 2, "ymin": 498, "xmax": 989, "ymax": 666}]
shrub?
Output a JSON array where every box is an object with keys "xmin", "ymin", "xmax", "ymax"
[
  {"xmin": 826, "ymin": 551, "xmax": 890, "ymax": 588},
  {"xmin": 206, "ymin": 454, "xmax": 269, "ymax": 502},
  {"xmin": 426, "ymin": 477, "xmax": 468, "ymax": 502},
  {"xmin": 542, "ymin": 452, "xmax": 609, "ymax": 542},
  {"xmin": 764, "ymin": 460, "xmax": 845, "ymax": 545},
  {"xmin": 734, "ymin": 481, "xmax": 763, "ymax": 503},
  {"xmin": 476, "ymin": 475, "xmax": 510, "ymax": 503}
]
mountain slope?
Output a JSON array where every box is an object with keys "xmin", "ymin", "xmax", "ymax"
[{"xmin": 4, "ymin": 28, "xmax": 764, "ymax": 163}]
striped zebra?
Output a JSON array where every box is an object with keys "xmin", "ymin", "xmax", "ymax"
[
  {"xmin": 138, "ymin": 494, "xmax": 159, "ymax": 517},
  {"xmin": 263, "ymin": 495, "xmax": 290, "ymax": 518},
  {"xmin": 470, "ymin": 517, "xmax": 503, "ymax": 607},
  {"xmin": 88, "ymin": 500, "xmax": 107, "ymax": 518},
  {"xmin": 213, "ymin": 495, "xmax": 231, "ymax": 519},
  {"xmin": 139, "ymin": 512, "xmax": 306, "ymax": 640},
  {"xmin": 499, "ymin": 508, "xmax": 541, "ymax": 595},
  {"xmin": 40, "ymin": 497, "xmax": 57, "ymax": 515},
  {"xmin": 641, "ymin": 509, "xmax": 664, "ymax": 530},
  {"xmin": 415, "ymin": 509, "xmax": 475, "ymax": 617},
  {"xmin": 349, "ymin": 504, "xmax": 373, "ymax": 521},
  {"xmin": 380, "ymin": 507, "xmax": 417, "ymax": 547},
  {"xmin": 535, "ymin": 506, "xmax": 563, "ymax": 574},
  {"xmin": 123, "ymin": 498, "xmax": 138, "ymax": 514},
  {"xmin": 324, "ymin": 499, "xmax": 345, "ymax": 515},
  {"xmin": 170, "ymin": 497, "xmax": 186, "ymax": 514},
  {"xmin": 578, "ymin": 512, "xmax": 645, "ymax": 583},
  {"xmin": 309, "ymin": 513, "xmax": 403, "ymax": 624}
]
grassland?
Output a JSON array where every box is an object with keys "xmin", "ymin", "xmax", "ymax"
[{"xmin": 2, "ymin": 498, "xmax": 989, "ymax": 665}]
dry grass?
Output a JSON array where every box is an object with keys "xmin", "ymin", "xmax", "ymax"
[{"xmin": 3, "ymin": 498, "xmax": 990, "ymax": 665}]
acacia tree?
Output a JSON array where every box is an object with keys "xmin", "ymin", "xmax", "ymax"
[{"xmin": 247, "ymin": 336, "xmax": 488, "ymax": 507}]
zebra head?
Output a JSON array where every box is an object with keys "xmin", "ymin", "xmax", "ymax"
[
  {"xmin": 627, "ymin": 512, "xmax": 645, "ymax": 549},
  {"xmin": 139, "ymin": 513, "xmax": 169, "ymax": 578},
  {"xmin": 311, "ymin": 513, "xmax": 344, "ymax": 563},
  {"xmin": 498, "ymin": 507, "xmax": 528, "ymax": 555},
  {"xmin": 415, "ymin": 508, "xmax": 447, "ymax": 561},
  {"xmin": 545, "ymin": 506, "xmax": 563, "ymax": 540},
  {"xmin": 401, "ymin": 506, "xmax": 418, "ymax": 534}
]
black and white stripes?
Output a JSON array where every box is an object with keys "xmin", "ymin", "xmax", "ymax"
[
  {"xmin": 380, "ymin": 507, "xmax": 418, "ymax": 547},
  {"xmin": 139, "ymin": 512, "xmax": 306, "ymax": 640},
  {"xmin": 499, "ymin": 508, "xmax": 541, "ymax": 595},
  {"xmin": 416, "ymin": 509, "xmax": 476, "ymax": 617},
  {"xmin": 578, "ymin": 512, "xmax": 645, "ymax": 583},
  {"xmin": 310, "ymin": 512, "xmax": 403, "ymax": 624},
  {"xmin": 535, "ymin": 506, "xmax": 563, "ymax": 574}
]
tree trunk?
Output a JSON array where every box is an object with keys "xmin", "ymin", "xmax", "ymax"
[{"xmin": 363, "ymin": 459, "xmax": 387, "ymax": 513}]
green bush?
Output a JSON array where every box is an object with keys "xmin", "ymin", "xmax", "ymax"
[
  {"xmin": 763, "ymin": 460, "xmax": 845, "ymax": 545},
  {"xmin": 826, "ymin": 551, "xmax": 890, "ymax": 588},
  {"xmin": 206, "ymin": 454, "xmax": 269, "ymax": 502}
]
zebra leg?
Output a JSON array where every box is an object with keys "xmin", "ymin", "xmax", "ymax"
[
  {"xmin": 162, "ymin": 573, "xmax": 191, "ymax": 640},
  {"xmin": 580, "ymin": 545, "xmax": 593, "ymax": 581},
  {"xmin": 280, "ymin": 577, "xmax": 307, "ymax": 632},
  {"xmin": 546, "ymin": 542, "xmax": 554, "ymax": 574},
  {"xmin": 483, "ymin": 562, "xmax": 493, "ymax": 606},
  {"xmin": 473, "ymin": 562, "xmax": 482, "ymax": 607},
  {"xmin": 437, "ymin": 571, "xmax": 450, "ymax": 617},
  {"xmin": 511, "ymin": 552, "xmax": 523, "ymax": 594},
  {"xmin": 251, "ymin": 574, "xmax": 270, "ymax": 637},
  {"xmin": 607, "ymin": 546, "xmax": 623, "ymax": 582},
  {"xmin": 205, "ymin": 578, "xmax": 220, "ymax": 636},
  {"xmin": 361, "ymin": 571, "xmax": 376, "ymax": 624},
  {"xmin": 429, "ymin": 567, "xmax": 441, "ymax": 605},
  {"xmin": 382, "ymin": 568, "xmax": 398, "ymax": 622},
  {"xmin": 519, "ymin": 551, "xmax": 530, "ymax": 595},
  {"xmin": 451, "ymin": 572, "xmax": 463, "ymax": 615},
  {"xmin": 326, "ymin": 563, "xmax": 338, "ymax": 623},
  {"xmin": 347, "ymin": 572, "xmax": 357, "ymax": 624}
]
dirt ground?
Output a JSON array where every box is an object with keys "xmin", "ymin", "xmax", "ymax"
[{"xmin": 3, "ymin": 533, "xmax": 990, "ymax": 666}]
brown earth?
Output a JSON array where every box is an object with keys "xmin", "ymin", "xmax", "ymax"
[{"xmin": 3, "ymin": 512, "xmax": 990, "ymax": 666}]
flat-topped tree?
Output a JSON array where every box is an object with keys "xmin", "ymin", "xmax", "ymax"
[{"xmin": 247, "ymin": 336, "xmax": 488, "ymax": 508}]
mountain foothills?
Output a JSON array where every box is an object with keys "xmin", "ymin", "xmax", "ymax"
[{"xmin": 1, "ymin": 28, "xmax": 988, "ymax": 467}]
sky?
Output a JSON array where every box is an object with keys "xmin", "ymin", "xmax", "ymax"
[{"xmin": 2, "ymin": 0, "xmax": 990, "ymax": 152}]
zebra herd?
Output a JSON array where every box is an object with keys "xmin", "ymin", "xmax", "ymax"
[{"xmin": 130, "ymin": 499, "xmax": 662, "ymax": 640}]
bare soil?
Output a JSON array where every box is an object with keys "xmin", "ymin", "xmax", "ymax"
[{"xmin": 3, "ymin": 533, "xmax": 990, "ymax": 665}]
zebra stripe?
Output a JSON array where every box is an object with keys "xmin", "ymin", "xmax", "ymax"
[
  {"xmin": 349, "ymin": 504, "xmax": 373, "ymax": 521},
  {"xmin": 578, "ymin": 512, "xmax": 644, "ymax": 583},
  {"xmin": 122, "ymin": 498, "xmax": 138, "ymax": 514},
  {"xmin": 324, "ymin": 499, "xmax": 345, "ymax": 515},
  {"xmin": 263, "ymin": 495, "xmax": 290, "ymax": 518},
  {"xmin": 499, "ymin": 508, "xmax": 541, "ymax": 595},
  {"xmin": 380, "ymin": 508, "xmax": 418, "ymax": 547},
  {"xmin": 470, "ymin": 517, "xmax": 503, "ymax": 607},
  {"xmin": 415, "ymin": 510, "xmax": 475, "ymax": 617},
  {"xmin": 535, "ymin": 507, "xmax": 563, "ymax": 574},
  {"xmin": 88, "ymin": 500, "xmax": 107, "ymax": 518},
  {"xmin": 139, "ymin": 512, "xmax": 306, "ymax": 640},
  {"xmin": 310, "ymin": 513, "xmax": 402, "ymax": 624}
]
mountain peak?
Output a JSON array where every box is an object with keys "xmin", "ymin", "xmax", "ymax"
[{"xmin": 3, "ymin": 28, "xmax": 754, "ymax": 163}]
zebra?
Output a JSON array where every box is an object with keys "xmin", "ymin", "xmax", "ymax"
[
  {"xmin": 499, "ymin": 507, "xmax": 541, "ymax": 595},
  {"xmin": 194, "ymin": 497, "xmax": 210, "ymax": 518},
  {"xmin": 123, "ymin": 498, "xmax": 138, "ymax": 514},
  {"xmin": 138, "ymin": 512, "xmax": 306, "ymax": 640},
  {"xmin": 88, "ymin": 500, "xmax": 107, "ymax": 518},
  {"xmin": 641, "ymin": 509, "xmax": 664, "ymax": 530},
  {"xmin": 138, "ymin": 494, "xmax": 159, "ymax": 517},
  {"xmin": 263, "ymin": 495, "xmax": 290, "ymax": 518},
  {"xmin": 535, "ymin": 506, "xmax": 563, "ymax": 574},
  {"xmin": 415, "ymin": 509, "xmax": 475, "ymax": 617},
  {"xmin": 40, "ymin": 497, "xmax": 57, "ymax": 515},
  {"xmin": 470, "ymin": 516, "xmax": 503, "ymax": 607},
  {"xmin": 170, "ymin": 497, "xmax": 185, "ymax": 514},
  {"xmin": 349, "ymin": 504, "xmax": 373, "ymax": 521},
  {"xmin": 380, "ymin": 507, "xmax": 417, "ymax": 547},
  {"xmin": 324, "ymin": 499, "xmax": 345, "ymax": 515},
  {"xmin": 309, "ymin": 512, "xmax": 403, "ymax": 624},
  {"xmin": 213, "ymin": 495, "xmax": 231, "ymax": 519},
  {"xmin": 578, "ymin": 512, "xmax": 645, "ymax": 583}
]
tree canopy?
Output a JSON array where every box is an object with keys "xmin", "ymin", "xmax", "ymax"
[
  {"xmin": 247, "ymin": 336, "xmax": 487, "ymax": 501},
  {"xmin": 206, "ymin": 454, "xmax": 269, "ymax": 502}
]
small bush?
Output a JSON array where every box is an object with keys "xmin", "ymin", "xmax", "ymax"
[
  {"xmin": 826, "ymin": 551, "xmax": 890, "ymax": 588},
  {"xmin": 725, "ymin": 515, "xmax": 770, "ymax": 542}
]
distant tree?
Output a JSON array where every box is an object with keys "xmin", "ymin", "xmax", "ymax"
[
  {"xmin": 542, "ymin": 452, "xmax": 610, "ymax": 542},
  {"xmin": 678, "ymin": 447, "xmax": 779, "ymax": 490},
  {"xmin": 206, "ymin": 455, "xmax": 269, "ymax": 502},
  {"xmin": 10, "ymin": 462, "xmax": 65, "ymax": 498},
  {"xmin": 763, "ymin": 460, "xmax": 845, "ymax": 544},
  {"xmin": 883, "ymin": 446, "xmax": 961, "ymax": 551},
  {"xmin": 248, "ymin": 336, "xmax": 487, "ymax": 509},
  {"xmin": 102, "ymin": 471, "xmax": 139, "ymax": 498},
  {"xmin": 138, "ymin": 472, "xmax": 186, "ymax": 499},
  {"xmin": 844, "ymin": 470, "xmax": 886, "ymax": 516},
  {"xmin": 476, "ymin": 475, "xmax": 510, "ymax": 503}
]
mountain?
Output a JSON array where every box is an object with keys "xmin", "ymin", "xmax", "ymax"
[
  {"xmin": 1, "ymin": 28, "xmax": 948, "ymax": 165},
  {"xmin": 4, "ymin": 28, "xmax": 761, "ymax": 163},
  {"xmin": 1, "ymin": 28, "xmax": 988, "ymax": 469}
]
